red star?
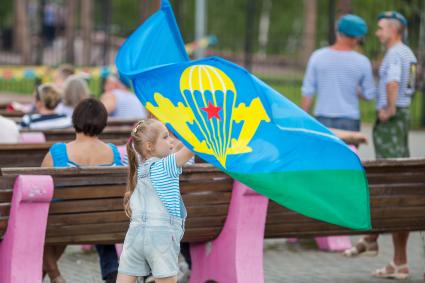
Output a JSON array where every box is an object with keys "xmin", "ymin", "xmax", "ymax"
[{"xmin": 201, "ymin": 101, "xmax": 221, "ymax": 120}]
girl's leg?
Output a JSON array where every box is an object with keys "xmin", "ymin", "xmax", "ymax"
[
  {"xmin": 116, "ymin": 273, "xmax": 137, "ymax": 283},
  {"xmin": 155, "ymin": 276, "xmax": 177, "ymax": 283}
]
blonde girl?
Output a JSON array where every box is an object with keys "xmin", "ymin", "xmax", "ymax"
[{"xmin": 117, "ymin": 119, "xmax": 193, "ymax": 283}]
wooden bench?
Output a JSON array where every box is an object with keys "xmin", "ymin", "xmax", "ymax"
[
  {"xmin": 0, "ymin": 142, "xmax": 127, "ymax": 168},
  {"xmin": 0, "ymin": 109, "xmax": 24, "ymax": 118},
  {"xmin": 20, "ymin": 126, "xmax": 132, "ymax": 143},
  {"xmin": 9, "ymin": 117, "xmax": 139, "ymax": 128},
  {"xmin": 0, "ymin": 159, "xmax": 424, "ymax": 282}
]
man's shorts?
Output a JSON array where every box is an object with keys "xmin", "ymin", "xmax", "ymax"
[{"xmin": 373, "ymin": 107, "xmax": 410, "ymax": 159}]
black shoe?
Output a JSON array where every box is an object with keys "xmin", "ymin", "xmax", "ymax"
[{"xmin": 105, "ymin": 271, "xmax": 118, "ymax": 283}]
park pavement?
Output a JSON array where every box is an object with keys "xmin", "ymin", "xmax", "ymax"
[{"xmin": 43, "ymin": 124, "xmax": 425, "ymax": 282}]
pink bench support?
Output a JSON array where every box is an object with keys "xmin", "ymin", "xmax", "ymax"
[
  {"xmin": 312, "ymin": 145, "xmax": 359, "ymax": 252},
  {"xmin": 19, "ymin": 132, "xmax": 46, "ymax": 143},
  {"xmin": 0, "ymin": 175, "xmax": 54, "ymax": 283},
  {"xmin": 190, "ymin": 181, "xmax": 269, "ymax": 283},
  {"xmin": 315, "ymin": 236, "xmax": 352, "ymax": 251}
]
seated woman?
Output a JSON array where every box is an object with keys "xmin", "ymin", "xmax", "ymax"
[
  {"xmin": 41, "ymin": 98, "xmax": 122, "ymax": 283},
  {"xmin": 55, "ymin": 75, "xmax": 90, "ymax": 117},
  {"xmin": 100, "ymin": 73, "xmax": 149, "ymax": 119},
  {"xmin": 20, "ymin": 83, "xmax": 71, "ymax": 129}
]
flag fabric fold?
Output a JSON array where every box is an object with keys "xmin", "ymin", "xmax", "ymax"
[{"xmin": 116, "ymin": 0, "xmax": 371, "ymax": 230}]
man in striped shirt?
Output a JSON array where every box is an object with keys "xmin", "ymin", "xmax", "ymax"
[
  {"xmin": 344, "ymin": 12, "xmax": 417, "ymax": 280},
  {"xmin": 301, "ymin": 14, "xmax": 375, "ymax": 132}
]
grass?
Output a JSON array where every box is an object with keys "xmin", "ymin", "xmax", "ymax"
[
  {"xmin": 1, "ymin": 75, "xmax": 423, "ymax": 128},
  {"xmin": 261, "ymin": 77, "xmax": 424, "ymax": 129}
]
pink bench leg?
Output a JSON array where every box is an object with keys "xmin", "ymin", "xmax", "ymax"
[
  {"xmin": 0, "ymin": 175, "xmax": 54, "ymax": 283},
  {"xmin": 115, "ymin": 243, "xmax": 123, "ymax": 257},
  {"xmin": 189, "ymin": 181, "xmax": 269, "ymax": 283},
  {"xmin": 315, "ymin": 236, "xmax": 352, "ymax": 251},
  {"xmin": 313, "ymin": 144, "xmax": 357, "ymax": 252}
]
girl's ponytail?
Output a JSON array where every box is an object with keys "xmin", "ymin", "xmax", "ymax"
[
  {"xmin": 124, "ymin": 138, "xmax": 138, "ymax": 218},
  {"xmin": 123, "ymin": 119, "xmax": 160, "ymax": 218}
]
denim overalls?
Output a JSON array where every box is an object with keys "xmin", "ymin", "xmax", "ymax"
[{"xmin": 118, "ymin": 157, "xmax": 187, "ymax": 278}]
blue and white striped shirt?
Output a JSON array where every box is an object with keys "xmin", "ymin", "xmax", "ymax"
[
  {"xmin": 377, "ymin": 42, "xmax": 417, "ymax": 110},
  {"xmin": 138, "ymin": 154, "xmax": 182, "ymax": 217},
  {"xmin": 302, "ymin": 47, "xmax": 376, "ymax": 119},
  {"xmin": 110, "ymin": 89, "xmax": 149, "ymax": 119}
]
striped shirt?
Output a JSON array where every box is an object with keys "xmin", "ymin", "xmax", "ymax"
[
  {"xmin": 302, "ymin": 47, "xmax": 376, "ymax": 119},
  {"xmin": 110, "ymin": 89, "xmax": 149, "ymax": 119},
  {"xmin": 139, "ymin": 154, "xmax": 182, "ymax": 217},
  {"xmin": 20, "ymin": 113, "xmax": 71, "ymax": 130},
  {"xmin": 377, "ymin": 42, "xmax": 417, "ymax": 110}
]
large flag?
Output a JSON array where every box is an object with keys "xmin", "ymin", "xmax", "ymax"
[{"xmin": 116, "ymin": 0, "xmax": 371, "ymax": 230}]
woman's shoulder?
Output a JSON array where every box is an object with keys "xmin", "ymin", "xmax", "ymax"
[{"xmin": 49, "ymin": 142, "xmax": 68, "ymax": 167}]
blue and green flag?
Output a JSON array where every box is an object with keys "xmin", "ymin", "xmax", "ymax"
[{"xmin": 116, "ymin": 0, "xmax": 371, "ymax": 230}]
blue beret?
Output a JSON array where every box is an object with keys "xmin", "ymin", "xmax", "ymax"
[
  {"xmin": 378, "ymin": 11, "xmax": 408, "ymax": 26},
  {"xmin": 337, "ymin": 15, "xmax": 368, "ymax": 38}
]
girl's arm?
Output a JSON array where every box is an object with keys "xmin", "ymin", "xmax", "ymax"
[{"xmin": 175, "ymin": 143, "xmax": 194, "ymax": 167}]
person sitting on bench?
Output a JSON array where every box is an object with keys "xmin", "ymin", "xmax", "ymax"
[{"xmin": 41, "ymin": 98, "xmax": 123, "ymax": 283}]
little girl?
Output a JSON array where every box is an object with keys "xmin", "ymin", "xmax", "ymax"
[{"xmin": 117, "ymin": 119, "xmax": 194, "ymax": 283}]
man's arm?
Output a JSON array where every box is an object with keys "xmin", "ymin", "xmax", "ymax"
[
  {"xmin": 100, "ymin": 92, "xmax": 117, "ymax": 114},
  {"xmin": 301, "ymin": 96, "xmax": 314, "ymax": 112},
  {"xmin": 359, "ymin": 59, "xmax": 376, "ymax": 101},
  {"xmin": 379, "ymin": 81, "xmax": 398, "ymax": 122},
  {"xmin": 301, "ymin": 53, "xmax": 317, "ymax": 113}
]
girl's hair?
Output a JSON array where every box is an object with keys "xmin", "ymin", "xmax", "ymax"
[
  {"xmin": 123, "ymin": 119, "xmax": 161, "ymax": 217},
  {"xmin": 35, "ymin": 83, "xmax": 62, "ymax": 110},
  {"xmin": 63, "ymin": 75, "xmax": 90, "ymax": 107}
]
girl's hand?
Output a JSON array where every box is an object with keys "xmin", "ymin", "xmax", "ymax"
[{"xmin": 175, "ymin": 145, "xmax": 194, "ymax": 167}]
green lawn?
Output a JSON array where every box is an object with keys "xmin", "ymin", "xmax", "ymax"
[{"xmin": 262, "ymin": 78, "xmax": 424, "ymax": 129}]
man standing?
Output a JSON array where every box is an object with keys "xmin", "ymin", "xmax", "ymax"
[
  {"xmin": 343, "ymin": 12, "xmax": 417, "ymax": 280},
  {"xmin": 301, "ymin": 14, "xmax": 375, "ymax": 131}
]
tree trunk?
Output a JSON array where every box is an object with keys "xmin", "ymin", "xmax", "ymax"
[
  {"xmin": 244, "ymin": 0, "xmax": 256, "ymax": 71},
  {"xmin": 418, "ymin": 7, "xmax": 425, "ymax": 126},
  {"xmin": 302, "ymin": 0, "xmax": 317, "ymax": 64},
  {"xmin": 258, "ymin": 0, "xmax": 272, "ymax": 58},
  {"xmin": 336, "ymin": 0, "xmax": 352, "ymax": 17},
  {"xmin": 65, "ymin": 0, "xmax": 77, "ymax": 64},
  {"xmin": 14, "ymin": 0, "xmax": 31, "ymax": 64},
  {"xmin": 81, "ymin": 0, "xmax": 93, "ymax": 66},
  {"xmin": 328, "ymin": 0, "xmax": 336, "ymax": 45}
]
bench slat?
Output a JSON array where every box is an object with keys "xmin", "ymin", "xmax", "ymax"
[
  {"xmin": 45, "ymin": 227, "xmax": 222, "ymax": 245},
  {"xmin": 48, "ymin": 211, "xmax": 128, "ymax": 225},
  {"xmin": 0, "ymin": 204, "xmax": 10, "ymax": 218},
  {"xmin": 54, "ymin": 185, "xmax": 125, "ymax": 200},
  {"xmin": 50, "ymin": 198, "xmax": 123, "ymax": 214},
  {"xmin": 0, "ymin": 190, "xmax": 12, "ymax": 202}
]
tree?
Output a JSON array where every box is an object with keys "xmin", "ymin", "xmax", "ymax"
[
  {"xmin": 65, "ymin": 0, "xmax": 77, "ymax": 64},
  {"xmin": 14, "ymin": 0, "xmax": 31, "ymax": 64},
  {"xmin": 81, "ymin": 0, "xmax": 93, "ymax": 66},
  {"xmin": 302, "ymin": 0, "xmax": 317, "ymax": 63}
]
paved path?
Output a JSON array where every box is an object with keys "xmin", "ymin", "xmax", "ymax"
[
  {"xmin": 42, "ymin": 124, "xmax": 425, "ymax": 283},
  {"xmin": 45, "ymin": 234, "xmax": 425, "ymax": 283}
]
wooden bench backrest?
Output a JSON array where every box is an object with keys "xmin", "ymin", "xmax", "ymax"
[
  {"xmin": 20, "ymin": 126, "xmax": 131, "ymax": 143},
  {"xmin": 265, "ymin": 158, "xmax": 425, "ymax": 237},
  {"xmin": 0, "ymin": 141, "xmax": 126, "ymax": 168},
  {"xmin": 0, "ymin": 164, "xmax": 233, "ymax": 244},
  {"xmin": 1, "ymin": 159, "xmax": 424, "ymax": 244}
]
